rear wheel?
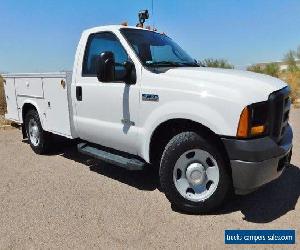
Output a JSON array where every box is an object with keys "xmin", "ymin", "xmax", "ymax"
[
  {"xmin": 159, "ymin": 131, "xmax": 232, "ymax": 213},
  {"xmin": 25, "ymin": 109, "xmax": 50, "ymax": 154}
]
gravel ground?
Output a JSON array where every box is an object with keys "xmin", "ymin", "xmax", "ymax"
[{"xmin": 0, "ymin": 109, "xmax": 299, "ymax": 249}]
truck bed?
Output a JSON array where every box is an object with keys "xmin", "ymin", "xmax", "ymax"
[{"xmin": 2, "ymin": 72, "xmax": 75, "ymax": 138}]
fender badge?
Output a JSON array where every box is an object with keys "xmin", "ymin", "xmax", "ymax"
[{"xmin": 142, "ymin": 94, "xmax": 159, "ymax": 102}]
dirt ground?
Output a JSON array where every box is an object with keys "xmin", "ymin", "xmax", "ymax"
[
  {"xmin": 0, "ymin": 109, "xmax": 299, "ymax": 249},
  {"xmin": 0, "ymin": 115, "xmax": 11, "ymax": 126}
]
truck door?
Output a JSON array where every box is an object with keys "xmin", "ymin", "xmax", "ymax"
[{"xmin": 73, "ymin": 32, "xmax": 140, "ymax": 155}]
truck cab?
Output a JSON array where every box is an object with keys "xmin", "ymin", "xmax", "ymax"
[{"xmin": 3, "ymin": 25, "xmax": 293, "ymax": 213}]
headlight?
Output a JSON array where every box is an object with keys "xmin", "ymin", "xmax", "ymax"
[{"xmin": 237, "ymin": 101, "xmax": 269, "ymax": 138}]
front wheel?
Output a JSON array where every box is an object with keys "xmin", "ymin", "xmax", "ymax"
[
  {"xmin": 159, "ymin": 131, "xmax": 232, "ymax": 213},
  {"xmin": 25, "ymin": 109, "xmax": 50, "ymax": 154}
]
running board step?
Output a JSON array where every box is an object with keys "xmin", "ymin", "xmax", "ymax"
[{"xmin": 77, "ymin": 143, "xmax": 146, "ymax": 170}]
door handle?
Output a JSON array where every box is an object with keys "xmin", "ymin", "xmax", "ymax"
[{"xmin": 76, "ymin": 86, "xmax": 82, "ymax": 101}]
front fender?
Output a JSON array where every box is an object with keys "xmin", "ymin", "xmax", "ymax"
[{"xmin": 139, "ymin": 100, "xmax": 235, "ymax": 162}]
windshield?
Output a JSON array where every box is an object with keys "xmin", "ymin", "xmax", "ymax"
[{"xmin": 120, "ymin": 28, "xmax": 198, "ymax": 67}]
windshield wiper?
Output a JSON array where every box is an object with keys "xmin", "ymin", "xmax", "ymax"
[
  {"xmin": 181, "ymin": 62, "xmax": 200, "ymax": 67},
  {"xmin": 145, "ymin": 61, "xmax": 184, "ymax": 67},
  {"xmin": 146, "ymin": 61, "xmax": 199, "ymax": 67}
]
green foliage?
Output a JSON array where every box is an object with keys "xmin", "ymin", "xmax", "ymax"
[
  {"xmin": 264, "ymin": 63, "xmax": 280, "ymax": 77},
  {"xmin": 284, "ymin": 50, "xmax": 299, "ymax": 72},
  {"xmin": 282, "ymin": 48, "xmax": 300, "ymax": 104},
  {"xmin": 199, "ymin": 58, "xmax": 234, "ymax": 69},
  {"xmin": 246, "ymin": 64, "xmax": 264, "ymax": 74},
  {"xmin": 247, "ymin": 63, "xmax": 280, "ymax": 77},
  {"xmin": 247, "ymin": 45, "xmax": 300, "ymax": 104}
]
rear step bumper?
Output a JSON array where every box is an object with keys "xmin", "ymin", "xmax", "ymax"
[{"xmin": 77, "ymin": 143, "xmax": 146, "ymax": 170}]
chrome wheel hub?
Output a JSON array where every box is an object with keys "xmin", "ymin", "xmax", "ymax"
[
  {"xmin": 173, "ymin": 149, "xmax": 220, "ymax": 202},
  {"xmin": 186, "ymin": 163, "xmax": 206, "ymax": 185}
]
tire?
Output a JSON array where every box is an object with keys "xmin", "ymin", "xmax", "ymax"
[
  {"xmin": 25, "ymin": 109, "xmax": 50, "ymax": 154},
  {"xmin": 159, "ymin": 131, "xmax": 232, "ymax": 213}
]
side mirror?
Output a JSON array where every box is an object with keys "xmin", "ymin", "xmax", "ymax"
[
  {"xmin": 122, "ymin": 61, "xmax": 136, "ymax": 84},
  {"xmin": 96, "ymin": 51, "xmax": 115, "ymax": 82}
]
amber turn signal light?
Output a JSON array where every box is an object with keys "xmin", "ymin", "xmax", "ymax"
[
  {"xmin": 251, "ymin": 125, "xmax": 265, "ymax": 136},
  {"xmin": 237, "ymin": 106, "xmax": 267, "ymax": 138},
  {"xmin": 237, "ymin": 107, "xmax": 249, "ymax": 138}
]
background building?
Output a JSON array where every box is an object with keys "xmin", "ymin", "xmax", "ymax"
[{"xmin": 256, "ymin": 59, "xmax": 300, "ymax": 71}]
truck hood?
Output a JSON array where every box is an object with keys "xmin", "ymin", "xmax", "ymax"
[{"xmin": 162, "ymin": 67, "xmax": 287, "ymax": 103}]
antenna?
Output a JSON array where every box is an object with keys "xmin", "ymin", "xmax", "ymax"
[{"xmin": 152, "ymin": 0, "xmax": 154, "ymax": 29}]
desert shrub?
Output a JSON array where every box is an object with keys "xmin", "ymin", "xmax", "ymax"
[
  {"xmin": 199, "ymin": 58, "xmax": 234, "ymax": 69},
  {"xmin": 247, "ymin": 64, "xmax": 264, "ymax": 74},
  {"xmin": 279, "ymin": 71, "xmax": 300, "ymax": 103},
  {"xmin": 247, "ymin": 45, "xmax": 300, "ymax": 103},
  {"xmin": 247, "ymin": 63, "xmax": 280, "ymax": 77},
  {"xmin": 264, "ymin": 63, "xmax": 280, "ymax": 77},
  {"xmin": 282, "ymin": 47, "xmax": 300, "ymax": 103},
  {"xmin": 284, "ymin": 50, "xmax": 299, "ymax": 72},
  {"xmin": 0, "ymin": 76, "xmax": 6, "ymax": 115}
]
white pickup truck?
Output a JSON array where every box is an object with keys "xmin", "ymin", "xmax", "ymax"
[{"xmin": 3, "ymin": 25, "xmax": 293, "ymax": 213}]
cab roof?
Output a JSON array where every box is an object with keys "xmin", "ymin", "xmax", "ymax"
[{"xmin": 82, "ymin": 25, "xmax": 157, "ymax": 36}]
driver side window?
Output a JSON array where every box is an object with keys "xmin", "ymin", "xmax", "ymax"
[{"xmin": 82, "ymin": 32, "xmax": 128, "ymax": 76}]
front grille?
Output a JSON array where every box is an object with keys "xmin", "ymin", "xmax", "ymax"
[{"xmin": 268, "ymin": 86, "xmax": 291, "ymax": 143}]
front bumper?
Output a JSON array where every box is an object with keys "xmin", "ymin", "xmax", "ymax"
[{"xmin": 222, "ymin": 124, "xmax": 293, "ymax": 194}]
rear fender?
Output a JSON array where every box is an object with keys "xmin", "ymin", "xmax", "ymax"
[{"xmin": 21, "ymin": 100, "xmax": 45, "ymax": 129}]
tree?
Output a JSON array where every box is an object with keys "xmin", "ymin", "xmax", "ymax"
[
  {"xmin": 199, "ymin": 58, "xmax": 234, "ymax": 69},
  {"xmin": 296, "ymin": 45, "xmax": 300, "ymax": 60}
]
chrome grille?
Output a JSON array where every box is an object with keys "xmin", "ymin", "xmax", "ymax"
[{"xmin": 268, "ymin": 86, "xmax": 291, "ymax": 143}]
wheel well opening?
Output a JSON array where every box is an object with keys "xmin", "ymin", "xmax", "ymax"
[
  {"xmin": 149, "ymin": 119, "xmax": 230, "ymax": 172},
  {"xmin": 22, "ymin": 103, "xmax": 37, "ymax": 123},
  {"xmin": 21, "ymin": 103, "xmax": 38, "ymax": 139}
]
